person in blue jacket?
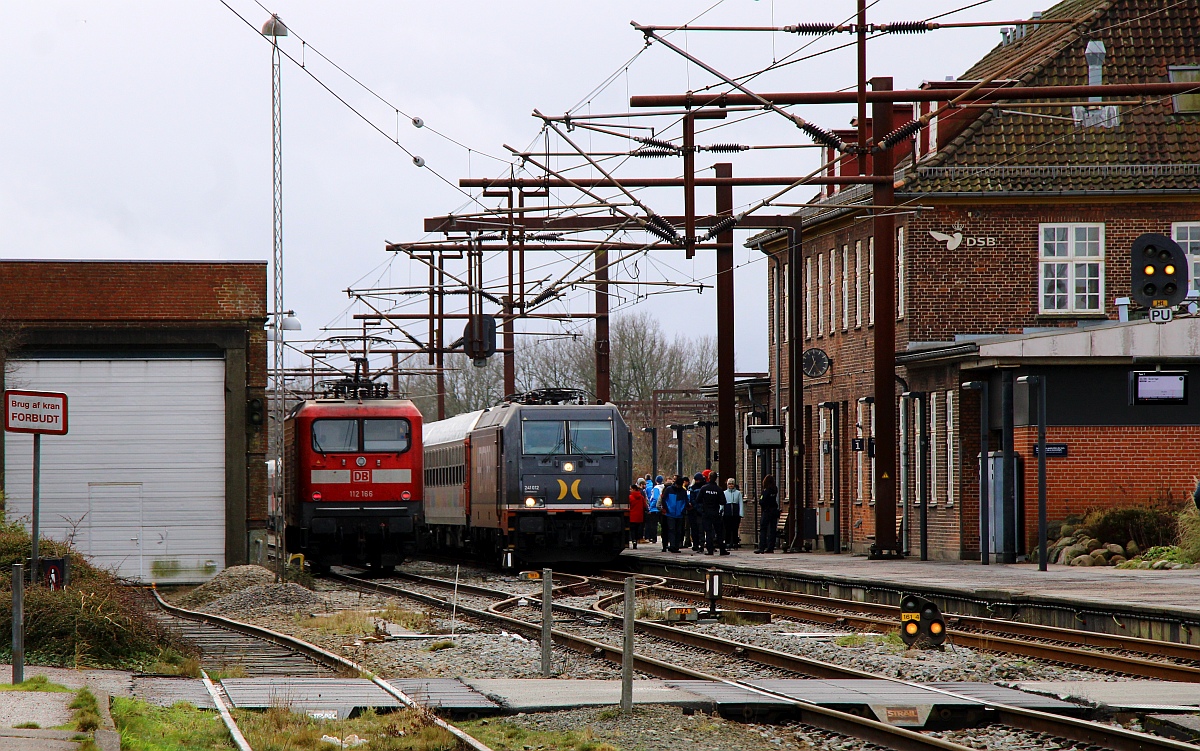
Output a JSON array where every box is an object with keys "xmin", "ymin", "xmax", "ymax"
[
  {"xmin": 660, "ymin": 475, "xmax": 689, "ymax": 552},
  {"xmin": 646, "ymin": 475, "xmax": 663, "ymax": 544}
]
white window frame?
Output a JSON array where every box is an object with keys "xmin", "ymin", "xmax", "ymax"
[
  {"xmin": 930, "ymin": 392, "xmax": 940, "ymax": 505},
  {"xmin": 1173, "ymin": 222, "xmax": 1200, "ymax": 295},
  {"xmin": 842, "ymin": 244, "xmax": 850, "ymax": 331},
  {"xmin": 829, "ymin": 250, "xmax": 838, "ymax": 334},
  {"xmin": 945, "ymin": 390, "xmax": 956, "ymax": 506},
  {"xmin": 855, "ymin": 401, "xmax": 865, "ymax": 504},
  {"xmin": 805, "ymin": 257, "xmax": 813, "ymax": 340},
  {"xmin": 1038, "ymin": 222, "xmax": 1105, "ymax": 314},
  {"xmin": 818, "ymin": 253, "xmax": 826, "ymax": 336},
  {"xmin": 897, "ymin": 226, "xmax": 906, "ymax": 320},
  {"xmin": 869, "ymin": 237, "xmax": 876, "ymax": 325},
  {"xmin": 854, "ymin": 240, "xmax": 863, "ymax": 328},
  {"xmin": 1169, "ymin": 66, "xmax": 1200, "ymax": 114}
]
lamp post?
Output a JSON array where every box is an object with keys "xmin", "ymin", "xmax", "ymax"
[
  {"xmin": 961, "ymin": 381, "xmax": 990, "ymax": 565},
  {"xmin": 1017, "ymin": 375, "xmax": 1048, "ymax": 572},
  {"xmin": 818, "ymin": 402, "xmax": 841, "ymax": 554},
  {"xmin": 668, "ymin": 423, "xmax": 696, "ymax": 477},
  {"xmin": 694, "ymin": 419, "xmax": 716, "ymax": 470},
  {"xmin": 641, "ymin": 426, "xmax": 658, "ymax": 479}
]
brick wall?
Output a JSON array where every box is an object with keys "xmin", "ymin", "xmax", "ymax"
[
  {"xmin": 1012, "ymin": 425, "xmax": 1200, "ymax": 549},
  {"xmin": 0, "ymin": 261, "xmax": 265, "ymax": 322}
]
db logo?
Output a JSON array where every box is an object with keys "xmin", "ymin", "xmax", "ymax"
[{"xmin": 352, "ymin": 470, "xmax": 371, "ymax": 483}]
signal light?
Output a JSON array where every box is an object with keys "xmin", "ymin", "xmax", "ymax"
[
  {"xmin": 1132, "ymin": 233, "xmax": 1188, "ymax": 309},
  {"xmin": 247, "ymin": 397, "xmax": 265, "ymax": 429},
  {"xmin": 898, "ymin": 594, "xmax": 948, "ymax": 648}
]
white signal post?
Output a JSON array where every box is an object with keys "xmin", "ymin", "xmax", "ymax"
[{"xmin": 4, "ymin": 389, "xmax": 69, "ymax": 586}]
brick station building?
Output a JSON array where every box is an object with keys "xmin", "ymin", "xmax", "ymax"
[
  {"xmin": 752, "ymin": 0, "xmax": 1200, "ymax": 559},
  {"xmin": 0, "ymin": 261, "xmax": 268, "ymax": 581}
]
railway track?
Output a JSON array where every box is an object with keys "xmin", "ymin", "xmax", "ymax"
[
  {"xmin": 332, "ymin": 568, "xmax": 1198, "ymax": 751},
  {"xmin": 593, "ymin": 570, "xmax": 1200, "ymax": 682},
  {"xmin": 149, "ymin": 587, "xmax": 493, "ymax": 751}
]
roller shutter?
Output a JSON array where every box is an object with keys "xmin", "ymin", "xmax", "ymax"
[{"xmin": 4, "ymin": 357, "xmax": 226, "ymax": 583}]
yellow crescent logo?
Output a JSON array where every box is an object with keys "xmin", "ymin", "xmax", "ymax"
[
  {"xmin": 570, "ymin": 479, "xmax": 582, "ymax": 500},
  {"xmin": 556, "ymin": 479, "xmax": 568, "ymax": 500}
]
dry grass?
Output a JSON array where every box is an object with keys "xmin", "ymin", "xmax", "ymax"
[
  {"xmin": 297, "ymin": 605, "xmax": 431, "ymax": 636},
  {"xmin": 236, "ymin": 706, "xmax": 462, "ymax": 751}
]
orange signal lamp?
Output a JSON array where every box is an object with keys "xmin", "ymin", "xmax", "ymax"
[
  {"xmin": 929, "ymin": 621, "xmax": 944, "ymax": 635},
  {"xmin": 1165, "ymin": 265, "xmax": 1177, "ymax": 275},
  {"xmin": 905, "ymin": 622, "xmax": 919, "ymax": 635},
  {"xmin": 1144, "ymin": 265, "xmax": 1157, "ymax": 275}
]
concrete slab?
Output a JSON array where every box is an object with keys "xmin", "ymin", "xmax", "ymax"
[
  {"xmin": 386, "ymin": 679, "xmax": 499, "ymax": 712},
  {"xmin": 1146, "ymin": 714, "xmax": 1200, "ymax": 742},
  {"xmin": 0, "ymin": 692, "xmax": 73, "ymax": 729},
  {"xmin": 131, "ymin": 677, "xmax": 215, "ymax": 709},
  {"xmin": 1014, "ymin": 680, "xmax": 1200, "ymax": 711},
  {"xmin": 0, "ymin": 730, "xmax": 81, "ymax": 751},
  {"xmin": 221, "ymin": 677, "xmax": 401, "ymax": 719},
  {"xmin": 0, "ymin": 666, "xmax": 133, "ymax": 697},
  {"xmin": 464, "ymin": 679, "xmax": 712, "ymax": 712},
  {"xmin": 622, "ymin": 548, "xmax": 1200, "ymax": 620}
]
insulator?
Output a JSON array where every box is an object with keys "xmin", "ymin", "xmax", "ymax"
[
  {"xmin": 873, "ymin": 119, "xmax": 927, "ymax": 151},
  {"xmin": 702, "ymin": 215, "xmax": 739, "ymax": 241},
  {"xmin": 880, "ymin": 21, "xmax": 929, "ymax": 34},
  {"xmin": 638, "ymin": 137, "xmax": 679, "ymax": 151},
  {"xmin": 644, "ymin": 214, "xmax": 681, "ymax": 244},
  {"xmin": 700, "ymin": 143, "xmax": 749, "ymax": 153},
  {"xmin": 529, "ymin": 287, "xmax": 558, "ymax": 307},
  {"xmin": 632, "ymin": 147, "xmax": 678, "ymax": 158},
  {"xmin": 798, "ymin": 121, "xmax": 846, "ymax": 152},
  {"xmin": 785, "ymin": 22, "xmax": 838, "ymax": 35}
]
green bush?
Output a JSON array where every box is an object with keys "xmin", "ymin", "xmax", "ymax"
[
  {"xmin": 1177, "ymin": 505, "xmax": 1200, "ymax": 564},
  {"xmin": 1079, "ymin": 502, "xmax": 1181, "ymax": 552}
]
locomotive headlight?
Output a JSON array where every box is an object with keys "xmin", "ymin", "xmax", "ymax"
[
  {"xmin": 602, "ymin": 496, "xmax": 613, "ymax": 506},
  {"xmin": 562, "ymin": 461, "xmax": 575, "ymax": 473},
  {"xmin": 525, "ymin": 497, "xmax": 539, "ymax": 507}
]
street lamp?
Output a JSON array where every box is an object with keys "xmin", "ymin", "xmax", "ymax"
[
  {"xmin": 1016, "ymin": 375, "xmax": 1048, "ymax": 572},
  {"xmin": 668, "ymin": 423, "xmax": 696, "ymax": 478},
  {"xmin": 641, "ymin": 426, "xmax": 658, "ymax": 479},
  {"xmin": 961, "ymin": 381, "xmax": 990, "ymax": 565},
  {"xmin": 693, "ymin": 420, "xmax": 717, "ymax": 470}
]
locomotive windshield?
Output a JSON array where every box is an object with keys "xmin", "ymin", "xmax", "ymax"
[
  {"xmin": 312, "ymin": 418, "xmax": 411, "ymax": 453},
  {"xmin": 522, "ymin": 420, "xmax": 613, "ymax": 455},
  {"xmin": 569, "ymin": 421, "xmax": 614, "ymax": 455},
  {"xmin": 364, "ymin": 419, "xmax": 410, "ymax": 452},
  {"xmin": 522, "ymin": 421, "xmax": 565, "ymax": 455}
]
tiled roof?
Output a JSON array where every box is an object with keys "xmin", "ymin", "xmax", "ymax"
[{"xmin": 900, "ymin": 0, "xmax": 1200, "ymax": 194}]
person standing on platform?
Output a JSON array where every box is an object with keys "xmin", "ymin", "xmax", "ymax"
[
  {"xmin": 755, "ymin": 475, "xmax": 780, "ymax": 554},
  {"xmin": 627, "ymin": 483, "xmax": 646, "ymax": 548},
  {"xmin": 635, "ymin": 478, "xmax": 649, "ymax": 543},
  {"xmin": 661, "ymin": 475, "xmax": 688, "ymax": 552},
  {"xmin": 697, "ymin": 473, "xmax": 728, "ymax": 555},
  {"xmin": 723, "ymin": 477, "xmax": 744, "ymax": 550},
  {"xmin": 646, "ymin": 475, "xmax": 663, "ymax": 545},
  {"xmin": 688, "ymin": 472, "xmax": 705, "ymax": 552}
]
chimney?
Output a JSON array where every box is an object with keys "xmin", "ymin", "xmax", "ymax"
[{"xmin": 1085, "ymin": 40, "xmax": 1106, "ymax": 102}]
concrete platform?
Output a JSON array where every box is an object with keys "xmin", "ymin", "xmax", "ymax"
[
  {"xmin": 0, "ymin": 728, "xmax": 83, "ymax": 751},
  {"xmin": 621, "ymin": 547, "xmax": 1200, "ymax": 621},
  {"xmin": 465, "ymin": 679, "xmax": 712, "ymax": 713},
  {"xmin": 1146, "ymin": 713, "xmax": 1200, "ymax": 742},
  {"xmin": 0, "ymin": 692, "xmax": 73, "ymax": 730},
  {"xmin": 1014, "ymin": 680, "xmax": 1200, "ymax": 712}
]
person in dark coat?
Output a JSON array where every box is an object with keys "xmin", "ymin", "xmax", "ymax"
[
  {"xmin": 627, "ymin": 484, "xmax": 646, "ymax": 548},
  {"xmin": 697, "ymin": 473, "xmax": 728, "ymax": 555},
  {"xmin": 687, "ymin": 472, "xmax": 705, "ymax": 552},
  {"xmin": 660, "ymin": 475, "xmax": 689, "ymax": 552},
  {"xmin": 755, "ymin": 474, "xmax": 780, "ymax": 553}
]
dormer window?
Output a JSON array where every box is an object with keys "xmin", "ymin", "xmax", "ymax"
[{"xmin": 1170, "ymin": 66, "xmax": 1200, "ymax": 113}]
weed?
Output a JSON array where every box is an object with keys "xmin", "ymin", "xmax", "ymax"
[
  {"xmin": 1177, "ymin": 505, "xmax": 1200, "ymax": 564},
  {"xmin": 0, "ymin": 674, "xmax": 72, "ymax": 692},
  {"xmin": 595, "ymin": 708, "xmax": 620, "ymax": 721},
  {"xmin": 148, "ymin": 647, "xmax": 203, "ymax": 678},
  {"xmin": 835, "ymin": 633, "xmax": 868, "ymax": 647},
  {"xmin": 111, "ymin": 696, "xmax": 235, "ymax": 750},
  {"xmin": 462, "ymin": 718, "xmax": 618, "ymax": 751},
  {"xmin": 872, "ymin": 632, "xmax": 908, "ymax": 652},
  {"xmin": 299, "ymin": 606, "xmax": 431, "ymax": 636},
  {"xmin": 237, "ymin": 705, "xmax": 459, "ymax": 750},
  {"xmin": 426, "ymin": 639, "xmax": 456, "ymax": 652},
  {"xmin": 207, "ymin": 664, "xmax": 248, "ymax": 680},
  {"xmin": 12, "ymin": 722, "xmax": 39, "ymax": 729}
]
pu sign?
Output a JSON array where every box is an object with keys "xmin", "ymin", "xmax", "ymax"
[{"xmin": 4, "ymin": 390, "xmax": 69, "ymax": 435}]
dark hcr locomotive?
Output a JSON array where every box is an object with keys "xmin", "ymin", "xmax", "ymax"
[
  {"xmin": 423, "ymin": 389, "xmax": 632, "ymax": 566},
  {"xmin": 284, "ymin": 372, "xmax": 423, "ymax": 573}
]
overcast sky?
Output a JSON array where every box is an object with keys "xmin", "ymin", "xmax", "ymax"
[{"xmin": 1, "ymin": 1, "xmax": 1046, "ymax": 374}]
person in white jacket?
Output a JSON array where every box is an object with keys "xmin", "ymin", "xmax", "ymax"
[{"xmin": 723, "ymin": 478, "xmax": 744, "ymax": 549}]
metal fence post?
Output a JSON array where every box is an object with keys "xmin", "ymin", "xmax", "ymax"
[
  {"xmin": 621, "ymin": 576, "xmax": 635, "ymax": 714},
  {"xmin": 541, "ymin": 569, "xmax": 552, "ymax": 677},
  {"xmin": 12, "ymin": 564, "xmax": 24, "ymax": 684}
]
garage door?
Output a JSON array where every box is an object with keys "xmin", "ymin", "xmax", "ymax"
[{"xmin": 4, "ymin": 357, "xmax": 226, "ymax": 583}]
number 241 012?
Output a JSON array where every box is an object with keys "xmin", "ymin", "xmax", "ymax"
[{"xmin": 349, "ymin": 490, "xmax": 374, "ymax": 499}]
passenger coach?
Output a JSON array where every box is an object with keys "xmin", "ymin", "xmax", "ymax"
[{"xmin": 423, "ymin": 389, "xmax": 632, "ymax": 566}]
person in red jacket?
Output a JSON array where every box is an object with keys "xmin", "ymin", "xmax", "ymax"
[{"xmin": 627, "ymin": 483, "xmax": 647, "ymax": 548}]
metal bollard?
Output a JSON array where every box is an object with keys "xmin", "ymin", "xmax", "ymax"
[
  {"xmin": 541, "ymin": 569, "xmax": 553, "ymax": 677},
  {"xmin": 12, "ymin": 564, "xmax": 24, "ymax": 685},
  {"xmin": 621, "ymin": 576, "xmax": 635, "ymax": 714}
]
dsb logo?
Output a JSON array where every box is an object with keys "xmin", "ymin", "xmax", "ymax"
[{"xmin": 352, "ymin": 470, "xmax": 371, "ymax": 483}]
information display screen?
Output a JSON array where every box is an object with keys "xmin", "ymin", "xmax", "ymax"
[
  {"xmin": 745, "ymin": 424, "xmax": 785, "ymax": 449},
  {"xmin": 1130, "ymin": 371, "xmax": 1188, "ymax": 405}
]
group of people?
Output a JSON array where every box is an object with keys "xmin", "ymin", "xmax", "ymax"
[{"xmin": 626, "ymin": 470, "xmax": 781, "ymax": 555}]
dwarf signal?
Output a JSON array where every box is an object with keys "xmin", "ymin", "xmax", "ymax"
[
  {"xmin": 898, "ymin": 594, "xmax": 947, "ymax": 648},
  {"xmin": 1131, "ymin": 233, "xmax": 1188, "ymax": 310}
]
